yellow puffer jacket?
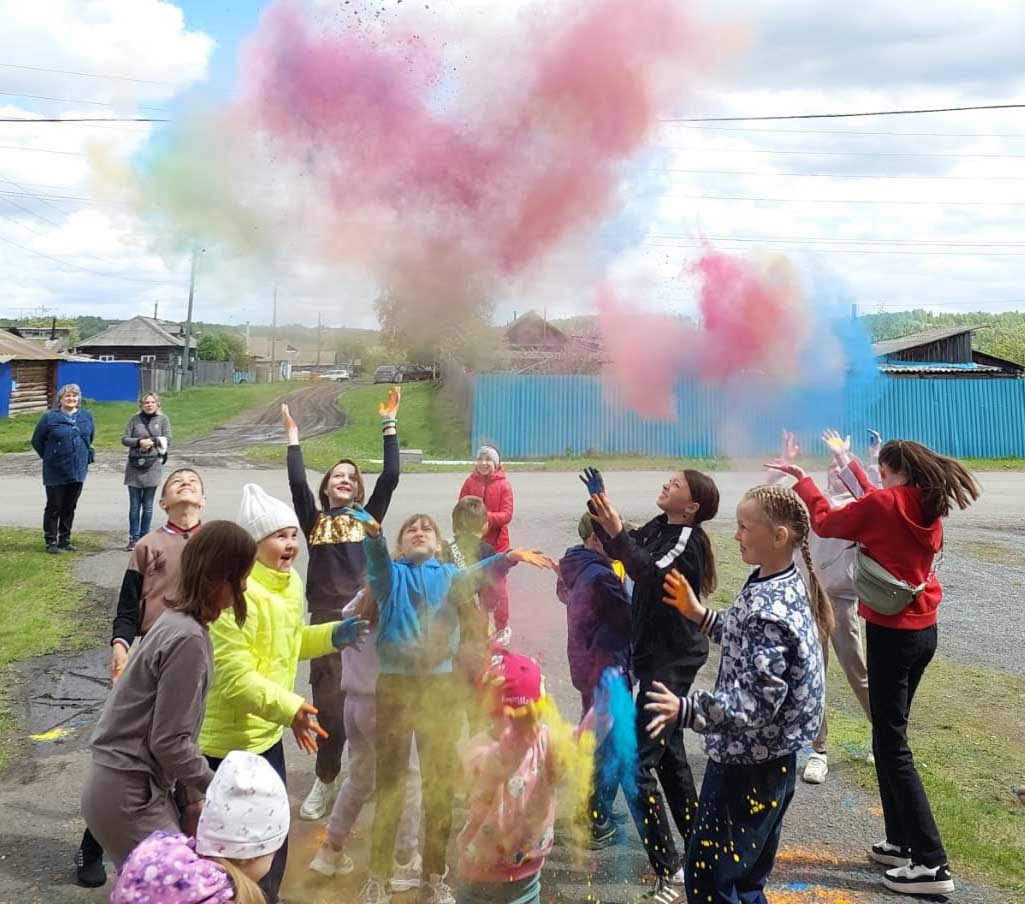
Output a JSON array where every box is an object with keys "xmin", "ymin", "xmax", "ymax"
[{"xmin": 199, "ymin": 559, "xmax": 337, "ymax": 758}]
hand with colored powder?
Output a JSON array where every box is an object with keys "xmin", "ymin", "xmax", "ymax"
[
  {"xmin": 579, "ymin": 466, "xmax": 605, "ymax": 496},
  {"xmin": 867, "ymin": 429, "xmax": 882, "ymax": 460},
  {"xmin": 378, "ymin": 386, "xmax": 401, "ymax": 434},
  {"xmin": 291, "ymin": 701, "xmax": 329, "ymax": 754},
  {"xmin": 341, "ymin": 504, "xmax": 381, "ymax": 538},
  {"xmin": 662, "ymin": 569, "xmax": 706, "ymax": 625},
  {"xmin": 282, "ymin": 404, "xmax": 299, "ymax": 445},
  {"xmin": 332, "ymin": 616, "xmax": 370, "ymax": 649},
  {"xmin": 644, "ymin": 681, "xmax": 682, "ymax": 738},
  {"xmin": 822, "ymin": 428, "xmax": 852, "ymax": 468}
]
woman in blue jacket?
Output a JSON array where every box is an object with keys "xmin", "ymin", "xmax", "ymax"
[{"xmin": 31, "ymin": 383, "xmax": 95, "ymax": 553}]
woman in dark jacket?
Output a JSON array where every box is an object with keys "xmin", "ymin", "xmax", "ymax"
[
  {"xmin": 122, "ymin": 392, "xmax": 172, "ymax": 550},
  {"xmin": 31, "ymin": 383, "xmax": 95, "ymax": 554}
]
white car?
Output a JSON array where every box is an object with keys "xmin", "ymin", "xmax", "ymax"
[{"xmin": 320, "ymin": 369, "xmax": 351, "ymax": 382}]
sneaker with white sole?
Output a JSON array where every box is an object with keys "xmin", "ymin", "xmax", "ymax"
[
  {"xmin": 299, "ymin": 776, "xmax": 338, "ymax": 821},
  {"xmin": 308, "ymin": 844, "xmax": 354, "ymax": 877},
  {"xmin": 802, "ymin": 751, "xmax": 828, "ymax": 784},
  {"xmin": 869, "ymin": 840, "xmax": 911, "ymax": 867},
  {"xmin": 359, "ymin": 876, "xmax": 391, "ymax": 904},
  {"xmin": 490, "ymin": 627, "xmax": 512, "ymax": 648},
  {"xmin": 390, "ymin": 852, "xmax": 423, "ymax": 892},
  {"xmin": 423, "ymin": 872, "xmax": 456, "ymax": 904},
  {"xmin": 883, "ymin": 862, "xmax": 955, "ymax": 896},
  {"xmin": 635, "ymin": 876, "xmax": 683, "ymax": 903}
]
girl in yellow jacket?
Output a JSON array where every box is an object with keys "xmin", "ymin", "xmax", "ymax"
[{"xmin": 199, "ymin": 483, "xmax": 368, "ymax": 904}]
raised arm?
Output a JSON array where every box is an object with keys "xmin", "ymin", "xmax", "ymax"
[
  {"xmin": 365, "ymin": 387, "xmax": 401, "ymax": 522},
  {"xmin": 283, "ymin": 404, "xmax": 320, "ymax": 536}
]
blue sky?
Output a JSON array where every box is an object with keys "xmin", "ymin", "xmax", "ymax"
[{"xmin": 175, "ymin": 1, "xmax": 265, "ymax": 99}]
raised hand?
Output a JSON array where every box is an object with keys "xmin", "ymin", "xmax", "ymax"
[
  {"xmin": 644, "ymin": 681, "xmax": 682, "ymax": 738},
  {"xmin": 341, "ymin": 504, "xmax": 382, "ymax": 538},
  {"xmin": 588, "ymin": 492, "xmax": 623, "ymax": 538},
  {"xmin": 282, "ymin": 404, "xmax": 299, "ymax": 443},
  {"xmin": 378, "ymin": 386, "xmax": 401, "ymax": 421},
  {"xmin": 291, "ymin": 701, "xmax": 329, "ymax": 754},
  {"xmin": 578, "ymin": 466, "xmax": 605, "ymax": 496},
  {"xmin": 662, "ymin": 569, "xmax": 706, "ymax": 624},
  {"xmin": 867, "ymin": 429, "xmax": 882, "ymax": 459},
  {"xmin": 764, "ymin": 458, "xmax": 806, "ymax": 481},
  {"xmin": 506, "ymin": 548, "xmax": 560, "ymax": 571},
  {"xmin": 332, "ymin": 616, "xmax": 371, "ymax": 649},
  {"xmin": 782, "ymin": 429, "xmax": 799, "ymax": 462},
  {"xmin": 822, "ymin": 428, "xmax": 851, "ymax": 459}
]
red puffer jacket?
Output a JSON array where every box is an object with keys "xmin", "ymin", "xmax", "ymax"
[{"xmin": 459, "ymin": 468, "xmax": 514, "ymax": 552}]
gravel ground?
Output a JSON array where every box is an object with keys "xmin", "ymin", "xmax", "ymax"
[{"xmin": 0, "ymin": 463, "xmax": 1020, "ymax": 903}]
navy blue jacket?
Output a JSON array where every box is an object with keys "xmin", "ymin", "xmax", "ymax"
[
  {"xmin": 31, "ymin": 409, "xmax": 95, "ymax": 485},
  {"xmin": 557, "ymin": 545, "xmax": 631, "ymax": 705}
]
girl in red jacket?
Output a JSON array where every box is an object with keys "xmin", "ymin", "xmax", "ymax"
[
  {"xmin": 459, "ymin": 444, "xmax": 514, "ymax": 644},
  {"xmin": 770, "ymin": 438, "xmax": 979, "ymax": 899}
]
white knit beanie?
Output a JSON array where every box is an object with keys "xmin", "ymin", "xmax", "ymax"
[
  {"xmin": 238, "ymin": 483, "xmax": 299, "ymax": 542},
  {"xmin": 195, "ymin": 750, "xmax": 290, "ymax": 861},
  {"xmin": 476, "ymin": 444, "xmax": 500, "ymax": 467}
]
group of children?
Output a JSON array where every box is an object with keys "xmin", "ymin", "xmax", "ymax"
[{"xmin": 75, "ymin": 386, "xmax": 981, "ymax": 904}]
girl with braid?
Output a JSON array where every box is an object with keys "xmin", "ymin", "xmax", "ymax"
[{"xmin": 646, "ymin": 485, "xmax": 828, "ymax": 904}]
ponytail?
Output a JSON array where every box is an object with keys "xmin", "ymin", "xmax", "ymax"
[
  {"xmin": 798, "ymin": 533, "xmax": 834, "ymax": 646},
  {"xmin": 682, "ymin": 469, "xmax": 720, "ymax": 597}
]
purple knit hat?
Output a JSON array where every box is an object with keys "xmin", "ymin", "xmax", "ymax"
[{"xmin": 111, "ymin": 832, "xmax": 234, "ymax": 904}]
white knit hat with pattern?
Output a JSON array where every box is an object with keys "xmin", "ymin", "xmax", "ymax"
[
  {"xmin": 238, "ymin": 483, "xmax": 299, "ymax": 542},
  {"xmin": 195, "ymin": 750, "xmax": 289, "ymax": 860}
]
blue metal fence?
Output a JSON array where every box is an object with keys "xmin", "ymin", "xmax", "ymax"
[
  {"xmin": 472, "ymin": 374, "xmax": 1025, "ymax": 459},
  {"xmin": 58, "ymin": 360, "xmax": 140, "ymax": 402}
]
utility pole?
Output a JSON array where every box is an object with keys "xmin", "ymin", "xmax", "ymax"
[
  {"xmin": 851, "ymin": 303, "xmax": 858, "ymax": 321},
  {"xmin": 270, "ymin": 287, "xmax": 278, "ymax": 383},
  {"xmin": 179, "ymin": 246, "xmax": 198, "ymax": 392},
  {"xmin": 153, "ymin": 301, "xmax": 159, "ymax": 319},
  {"xmin": 316, "ymin": 311, "xmax": 322, "ymax": 367}
]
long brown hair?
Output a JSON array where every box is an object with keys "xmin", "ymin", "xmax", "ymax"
[
  {"xmin": 318, "ymin": 458, "xmax": 366, "ymax": 511},
  {"xmin": 682, "ymin": 469, "xmax": 720, "ymax": 597},
  {"xmin": 214, "ymin": 858, "xmax": 266, "ymax": 904},
  {"xmin": 166, "ymin": 521, "xmax": 255, "ymax": 626},
  {"xmin": 878, "ymin": 439, "xmax": 981, "ymax": 522},
  {"xmin": 743, "ymin": 485, "xmax": 834, "ymax": 644}
]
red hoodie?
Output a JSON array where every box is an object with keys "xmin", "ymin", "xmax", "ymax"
[
  {"xmin": 459, "ymin": 467, "xmax": 514, "ymax": 552},
  {"xmin": 793, "ymin": 459, "xmax": 943, "ymax": 630}
]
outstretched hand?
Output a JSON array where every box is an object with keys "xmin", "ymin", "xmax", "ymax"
[
  {"xmin": 378, "ymin": 386, "xmax": 401, "ymax": 421},
  {"xmin": 867, "ymin": 429, "xmax": 882, "ymax": 458},
  {"xmin": 291, "ymin": 701, "xmax": 329, "ymax": 754},
  {"xmin": 588, "ymin": 492, "xmax": 623, "ymax": 538},
  {"xmin": 764, "ymin": 458, "xmax": 806, "ymax": 481},
  {"xmin": 342, "ymin": 505, "xmax": 382, "ymax": 538},
  {"xmin": 644, "ymin": 681, "xmax": 682, "ymax": 738},
  {"xmin": 579, "ymin": 466, "xmax": 605, "ymax": 496},
  {"xmin": 822, "ymin": 428, "xmax": 852, "ymax": 467},
  {"xmin": 507, "ymin": 548, "xmax": 560, "ymax": 571},
  {"xmin": 282, "ymin": 404, "xmax": 299, "ymax": 443},
  {"xmin": 332, "ymin": 616, "xmax": 371, "ymax": 649},
  {"xmin": 662, "ymin": 569, "xmax": 706, "ymax": 624},
  {"xmin": 782, "ymin": 429, "xmax": 800, "ymax": 462}
]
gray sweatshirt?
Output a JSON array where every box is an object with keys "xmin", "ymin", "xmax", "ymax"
[{"xmin": 90, "ymin": 609, "xmax": 215, "ymax": 796}]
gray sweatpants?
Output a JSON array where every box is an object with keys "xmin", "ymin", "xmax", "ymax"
[
  {"xmin": 81, "ymin": 762, "xmax": 180, "ymax": 867},
  {"xmin": 327, "ymin": 692, "xmax": 422, "ymax": 859},
  {"xmin": 815, "ymin": 590, "xmax": 872, "ymax": 752}
]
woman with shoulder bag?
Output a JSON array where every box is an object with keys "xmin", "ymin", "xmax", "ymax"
[
  {"xmin": 123, "ymin": 392, "xmax": 172, "ymax": 551},
  {"xmin": 768, "ymin": 437, "xmax": 980, "ymax": 898}
]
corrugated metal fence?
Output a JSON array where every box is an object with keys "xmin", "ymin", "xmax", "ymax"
[{"xmin": 472, "ymin": 374, "xmax": 1025, "ymax": 459}]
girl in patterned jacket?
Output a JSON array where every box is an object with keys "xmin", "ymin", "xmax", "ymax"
[{"xmin": 646, "ymin": 485, "xmax": 830, "ymax": 904}]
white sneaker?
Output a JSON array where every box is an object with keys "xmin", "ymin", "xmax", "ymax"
[
  {"xmin": 309, "ymin": 844, "xmax": 354, "ymax": 877},
  {"xmin": 883, "ymin": 862, "xmax": 955, "ymax": 896},
  {"xmin": 299, "ymin": 776, "xmax": 338, "ymax": 821},
  {"xmin": 636, "ymin": 876, "xmax": 683, "ymax": 903},
  {"xmin": 359, "ymin": 876, "xmax": 391, "ymax": 904},
  {"xmin": 802, "ymin": 751, "xmax": 828, "ymax": 784},
  {"xmin": 390, "ymin": 853, "xmax": 422, "ymax": 892},
  {"xmin": 423, "ymin": 872, "xmax": 456, "ymax": 904},
  {"xmin": 491, "ymin": 627, "xmax": 512, "ymax": 647}
]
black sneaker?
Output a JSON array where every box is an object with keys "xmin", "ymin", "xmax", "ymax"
[
  {"xmin": 59, "ymin": 541, "xmax": 77, "ymax": 552},
  {"xmin": 46, "ymin": 544, "xmax": 62, "ymax": 555},
  {"xmin": 74, "ymin": 847, "xmax": 107, "ymax": 888},
  {"xmin": 883, "ymin": 862, "xmax": 955, "ymax": 896},
  {"xmin": 587, "ymin": 820, "xmax": 618, "ymax": 850},
  {"xmin": 869, "ymin": 839, "xmax": 911, "ymax": 867}
]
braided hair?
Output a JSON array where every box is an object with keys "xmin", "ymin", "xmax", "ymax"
[{"xmin": 743, "ymin": 484, "xmax": 834, "ymax": 644}]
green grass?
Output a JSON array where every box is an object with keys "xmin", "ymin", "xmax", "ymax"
[
  {"xmin": 0, "ymin": 382, "xmax": 289, "ymax": 454},
  {"xmin": 952, "ymin": 539, "xmax": 1021, "ymax": 567},
  {"xmin": 961, "ymin": 457, "xmax": 1025, "ymax": 471},
  {"xmin": 247, "ymin": 382, "xmax": 469, "ymax": 471},
  {"xmin": 0, "ymin": 529, "xmax": 104, "ymax": 769}
]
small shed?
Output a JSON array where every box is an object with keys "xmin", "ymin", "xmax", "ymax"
[
  {"xmin": 504, "ymin": 311, "xmax": 568, "ymax": 350},
  {"xmin": 74, "ymin": 316, "xmax": 195, "ymax": 367},
  {"xmin": 873, "ymin": 326, "xmax": 1023, "ymax": 379},
  {"xmin": 0, "ymin": 329, "xmax": 63, "ymax": 416}
]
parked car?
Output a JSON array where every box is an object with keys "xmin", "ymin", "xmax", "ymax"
[
  {"xmin": 320, "ymin": 369, "xmax": 350, "ymax": 382},
  {"xmin": 373, "ymin": 364, "xmax": 435, "ymax": 384},
  {"xmin": 374, "ymin": 365, "xmax": 402, "ymax": 384}
]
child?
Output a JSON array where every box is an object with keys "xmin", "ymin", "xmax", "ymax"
[
  {"xmin": 82, "ymin": 521, "xmax": 256, "ymax": 868},
  {"xmin": 776, "ymin": 439, "xmax": 979, "ymax": 897},
  {"xmin": 587, "ymin": 468, "xmax": 719, "ymax": 900},
  {"xmin": 347, "ymin": 505, "xmax": 553, "ymax": 904},
  {"xmin": 199, "ymin": 484, "xmax": 369, "ymax": 904},
  {"xmin": 309, "ymin": 587, "xmax": 424, "ymax": 894},
  {"xmin": 556, "ymin": 511, "xmax": 632, "ymax": 847},
  {"xmin": 441, "ymin": 495, "xmax": 500, "ymax": 733},
  {"xmin": 459, "ymin": 444, "xmax": 514, "ymax": 644},
  {"xmin": 112, "ymin": 749, "xmax": 289, "ymax": 904},
  {"xmin": 645, "ymin": 484, "xmax": 829, "ymax": 904},
  {"xmin": 284, "ymin": 388, "xmax": 401, "ymax": 820},
  {"xmin": 75, "ymin": 468, "xmax": 208, "ymax": 888},
  {"xmin": 455, "ymin": 650, "xmax": 571, "ymax": 904}
]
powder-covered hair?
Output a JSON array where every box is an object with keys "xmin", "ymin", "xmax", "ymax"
[{"xmin": 743, "ymin": 484, "xmax": 834, "ymax": 644}]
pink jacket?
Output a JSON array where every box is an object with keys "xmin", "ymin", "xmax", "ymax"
[
  {"xmin": 456, "ymin": 722, "xmax": 556, "ymax": 884},
  {"xmin": 111, "ymin": 832, "xmax": 234, "ymax": 904}
]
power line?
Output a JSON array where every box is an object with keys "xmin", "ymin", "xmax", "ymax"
[
  {"xmin": 660, "ymin": 192, "xmax": 1025, "ymax": 206},
  {"xmin": 662, "ymin": 103, "xmax": 1025, "ymax": 123},
  {"xmin": 0, "ymin": 144, "xmax": 84, "ymax": 156},
  {"xmin": 644, "ymin": 241, "xmax": 1023, "ymax": 258},
  {"xmin": 0, "ymin": 89, "xmax": 167, "ymax": 112},
  {"xmin": 0, "ymin": 116, "xmax": 168, "ymax": 123},
  {"xmin": 659, "ymin": 145, "xmax": 1025, "ymax": 159},
  {"xmin": 647, "ymin": 232, "xmax": 1025, "ymax": 248},
  {"xmin": 660, "ymin": 123, "xmax": 1025, "ymax": 139},
  {"xmin": 0, "ymin": 62, "xmax": 174, "ymax": 86},
  {"xmin": 649, "ymin": 167, "xmax": 1025, "ymax": 182}
]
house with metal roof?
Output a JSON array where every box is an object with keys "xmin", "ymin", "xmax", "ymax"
[
  {"xmin": 74, "ymin": 316, "xmax": 197, "ymax": 367},
  {"xmin": 872, "ymin": 325, "xmax": 1023, "ymax": 378}
]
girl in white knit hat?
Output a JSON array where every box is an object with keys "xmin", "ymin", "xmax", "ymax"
[
  {"xmin": 112, "ymin": 750, "xmax": 289, "ymax": 904},
  {"xmin": 198, "ymin": 483, "xmax": 370, "ymax": 903}
]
